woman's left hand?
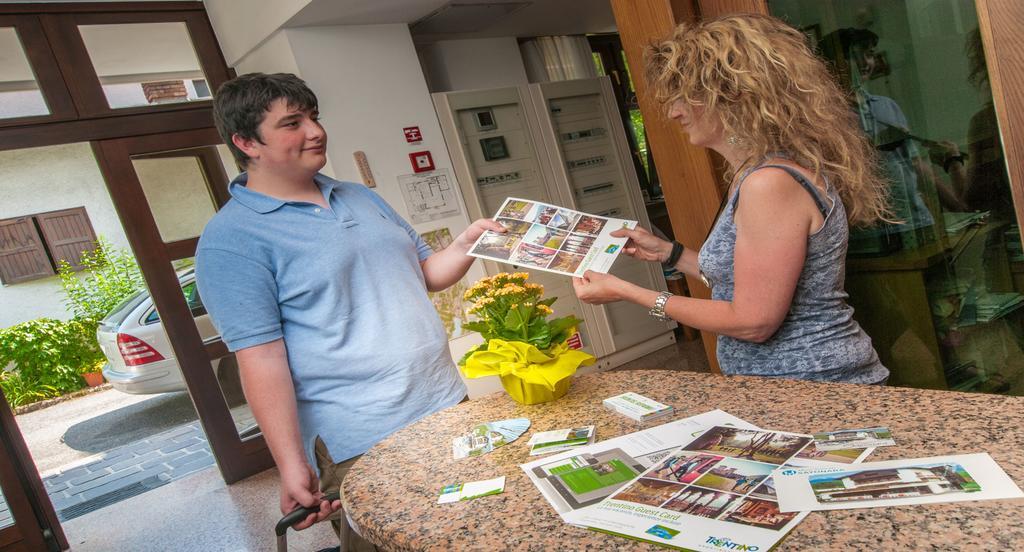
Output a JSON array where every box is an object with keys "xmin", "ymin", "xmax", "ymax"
[{"xmin": 572, "ymin": 270, "xmax": 633, "ymax": 304}]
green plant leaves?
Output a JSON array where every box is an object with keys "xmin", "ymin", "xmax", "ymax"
[
  {"xmin": 462, "ymin": 321, "xmax": 491, "ymax": 334},
  {"xmin": 0, "ymin": 237, "xmax": 146, "ymax": 406},
  {"xmin": 58, "ymin": 236, "xmax": 144, "ymax": 322},
  {"xmin": 0, "ymin": 318, "xmax": 103, "ymax": 405}
]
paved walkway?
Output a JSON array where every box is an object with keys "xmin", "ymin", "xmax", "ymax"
[{"xmin": 2, "ymin": 420, "xmax": 215, "ymax": 526}]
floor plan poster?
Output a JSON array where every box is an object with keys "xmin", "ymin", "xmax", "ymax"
[
  {"xmin": 468, "ymin": 197, "xmax": 636, "ymax": 277},
  {"xmin": 561, "ymin": 425, "xmax": 846, "ymax": 552},
  {"xmin": 399, "ymin": 168, "xmax": 461, "ymax": 223},
  {"xmin": 421, "ymin": 227, "xmax": 471, "ymax": 339},
  {"xmin": 774, "ymin": 453, "xmax": 1024, "ymax": 513}
]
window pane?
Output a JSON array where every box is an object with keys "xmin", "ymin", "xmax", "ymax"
[
  {"xmin": 770, "ymin": 0, "xmax": 1024, "ymax": 396},
  {"xmin": 0, "ymin": 27, "xmax": 49, "ymax": 119},
  {"xmin": 157, "ymin": 257, "xmax": 257, "ymax": 441},
  {"xmin": 78, "ymin": 22, "xmax": 208, "ymax": 109},
  {"xmin": 131, "ymin": 146, "xmax": 229, "ymax": 243}
]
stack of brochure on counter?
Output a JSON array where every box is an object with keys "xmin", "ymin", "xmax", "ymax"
[{"xmin": 603, "ymin": 392, "xmax": 674, "ymax": 424}]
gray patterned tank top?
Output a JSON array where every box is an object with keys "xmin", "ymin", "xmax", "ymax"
[{"xmin": 697, "ymin": 163, "xmax": 889, "ymax": 384}]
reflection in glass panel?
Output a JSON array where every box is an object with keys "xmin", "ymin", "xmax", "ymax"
[
  {"xmin": 216, "ymin": 354, "xmax": 258, "ymax": 439},
  {"xmin": 78, "ymin": 22, "xmax": 210, "ymax": 109},
  {"xmin": 770, "ymin": 1, "xmax": 1024, "ymax": 395},
  {"xmin": 158, "ymin": 256, "xmax": 257, "ymax": 440},
  {"xmin": 0, "ymin": 484, "xmax": 13, "ymax": 530},
  {"xmin": 0, "ymin": 27, "xmax": 49, "ymax": 119},
  {"xmin": 132, "ymin": 146, "xmax": 230, "ymax": 243}
]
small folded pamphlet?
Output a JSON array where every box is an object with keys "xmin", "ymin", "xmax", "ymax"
[
  {"xmin": 602, "ymin": 392, "xmax": 674, "ymax": 424},
  {"xmin": 452, "ymin": 418, "xmax": 530, "ymax": 459},
  {"xmin": 813, "ymin": 426, "xmax": 895, "ymax": 451},
  {"xmin": 437, "ymin": 476, "xmax": 506, "ymax": 504},
  {"xmin": 528, "ymin": 426, "xmax": 596, "ymax": 456},
  {"xmin": 467, "ymin": 197, "xmax": 636, "ymax": 277}
]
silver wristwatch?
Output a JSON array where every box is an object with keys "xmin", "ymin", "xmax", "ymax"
[{"xmin": 648, "ymin": 291, "xmax": 673, "ymax": 321}]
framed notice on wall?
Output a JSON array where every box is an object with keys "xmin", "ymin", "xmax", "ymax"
[{"xmin": 397, "ymin": 168, "xmax": 461, "ymax": 224}]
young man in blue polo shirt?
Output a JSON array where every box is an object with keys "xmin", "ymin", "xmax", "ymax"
[{"xmin": 196, "ymin": 73, "xmax": 504, "ymax": 547}]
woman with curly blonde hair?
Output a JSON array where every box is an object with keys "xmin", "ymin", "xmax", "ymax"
[{"xmin": 573, "ymin": 14, "xmax": 890, "ymax": 384}]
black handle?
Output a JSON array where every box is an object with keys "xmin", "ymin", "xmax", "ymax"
[{"xmin": 274, "ymin": 490, "xmax": 341, "ymax": 537}]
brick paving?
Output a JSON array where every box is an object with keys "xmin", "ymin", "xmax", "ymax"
[{"xmin": 1, "ymin": 420, "xmax": 216, "ymax": 526}]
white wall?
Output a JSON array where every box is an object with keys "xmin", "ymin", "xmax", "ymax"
[
  {"xmin": 419, "ymin": 37, "xmax": 530, "ymax": 93},
  {"xmin": 235, "ymin": 29, "xmax": 302, "ymax": 76},
  {"xmin": 0, "ymin": 143, "xmax": 131, "ymax": 328},
  {"xmin": 202, "ymin": 0, "xmax": 311, "ymax": 66}
]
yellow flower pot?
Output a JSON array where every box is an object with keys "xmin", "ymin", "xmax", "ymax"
[
  {"xmin": 499, "ymin": 372, "xmax": 573, "ymax": 405},
  {"xmin": 460, "ymin": 338, "xmax": 595, "ymax": 406}
]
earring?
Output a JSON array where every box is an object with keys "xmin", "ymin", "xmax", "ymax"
[{"xmin": 726, "ymin": 135, "xmax": 740, "ymax": 146}]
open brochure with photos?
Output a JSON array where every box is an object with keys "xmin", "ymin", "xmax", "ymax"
[
  {"xmin": 467, "ymin": 197, "xmax": 636, "ymax": 277},
  {"xmin": 522, "ymin": 410, "xmax": 873, "ymax": 552}
]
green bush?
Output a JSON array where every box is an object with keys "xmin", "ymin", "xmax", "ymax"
[
  {"xmin": 0, "ymin": 371, "xmax": 58, "ymax": 408},
  {"xmin": 58, "ymin": 236, "xmax": 145, "ymax": 325},
  {"xmin": 0, "ymin": 318, "xmax": 103, "ymax": 406},
  {"xmin": 0, "ymin": 238, "xmax": 143, "ymax": 408}
]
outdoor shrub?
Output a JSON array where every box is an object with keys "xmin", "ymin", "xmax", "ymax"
[
  {"xmin": 0, "ymin": 318, "xmax": 103, "ymax": 401},
  {"xmin": 0, "ymin": 370, "xmax": 58, "ymax": 408},
  {"xmin": 58, "ymin": 236, "xmax": 145, "ymax": 327}
]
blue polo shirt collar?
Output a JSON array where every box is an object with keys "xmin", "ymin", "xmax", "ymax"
[{"xmin": 228, "ymin": 172, "xmax": 342, "ymax": 214}]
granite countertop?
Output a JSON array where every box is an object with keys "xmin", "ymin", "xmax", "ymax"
[{"xmin": 342, "ymin": 370, "xmax": 1024, "ymax": 551}]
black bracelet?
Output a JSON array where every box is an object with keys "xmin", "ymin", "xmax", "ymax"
[
  {"xmin": 943, "ymin": 154, "xmax": 965, "ymax": 173},
  {"xmin": 662, "ymin": 241, "xmax": 684, "ymax": 268}
]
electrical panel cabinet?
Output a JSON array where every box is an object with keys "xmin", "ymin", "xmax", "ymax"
[
  {"xmin": 433, "ymin": 78, "xmax": 674, "ymax": 367},
  {"xmin": 529, "ymin": 78, "xmax": 673, "ymax": 353}
]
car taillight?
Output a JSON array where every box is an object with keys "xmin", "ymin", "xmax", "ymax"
[{"xmin": 116, "ymin": 333, "xmax": 165, "ymax": 366}]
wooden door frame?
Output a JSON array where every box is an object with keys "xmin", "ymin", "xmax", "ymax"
[
  {"xmin": 92, "ymin": 128, "xmax": 272, "ymax": 484},
  {"xmin": 0, "ymin": 391, "xmax": 66, "ymax": 551},
  {"xmin": 976, "ymin": 0, "xmax": 1024, "ymax": 231}
]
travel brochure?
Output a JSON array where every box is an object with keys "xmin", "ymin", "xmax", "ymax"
[
  {"xmin": 437, "ymin": 476, "xmax": 506, "ymax": 504},
  {"xmin": 468, "ymin": 197, "xmax": 636, "ymax": 277},
  {"xmin": 453, "ymin": 406, "xmax": 1021, "ymax": 549},
  {"xmin": 541, "ymin": 418, "xmax": 873, "ymax": 552},
  {"xmin": 813, "ymin": 426, "xmax": 896, "ymax": 451},
  {"xmin": 452, "ymin": 418, "xmax": 530, "ymax": 459},
  {"xmin": 528, "ymin": 426, "xmax": 596, "ymax": 456},
  {"xmin": 521, "ymin": 410, "xmax": 762, "ymax": 519},
  {"xmin": 774, "ymin": 453, "xmax": 1024, "ymax": 512}
]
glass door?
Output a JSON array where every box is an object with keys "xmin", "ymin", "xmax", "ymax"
[
  {"xmin": 93, "ymin": 128, "xmax": 271, "ymax": 483},
  {"xmin": 769, "ymin": 0, "xmax": 1024, "ymax": 394}
]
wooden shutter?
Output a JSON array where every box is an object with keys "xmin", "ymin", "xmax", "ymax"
[
  {"xmin": 0, "ymin": 217, "xmax": 54, "ymax": 284},
  {"xmin": 35, "ymin": 207, "xmax": 97, "ymax": 271}
]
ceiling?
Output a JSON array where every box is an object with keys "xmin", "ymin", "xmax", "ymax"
[{"xmin": 283, "ymin": 0, "xmax": 618, "ymax": 44}]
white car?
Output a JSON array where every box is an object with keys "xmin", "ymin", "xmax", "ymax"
[{"xmin": 98, "ymin": 269, "xmax": 222, "ymax": 394}]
